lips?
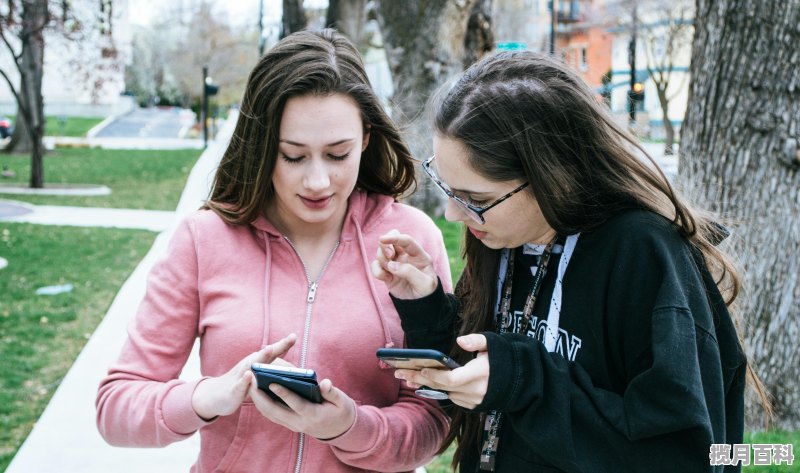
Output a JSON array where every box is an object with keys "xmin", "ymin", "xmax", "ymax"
[
  {"xmin": 300, "ymin": 195, "xmax": 333, "ymax": 209},
  {"xmin": 468, "ymin": 227, "xmax": 487, "ymax": 240}
]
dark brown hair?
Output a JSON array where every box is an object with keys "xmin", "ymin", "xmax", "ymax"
[
  {"xmin": 205, "ymin": 29, "xmax": 415, "ymax": 224},
  {"xmin": 433, "ymin": 51, "xmax": 767, "ymax": 467}
]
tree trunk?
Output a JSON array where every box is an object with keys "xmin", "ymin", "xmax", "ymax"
[
  {"xmin": 375, "ymin": 0, "xmax": 492, "ymax": 214},
  {"xmin": 463, "ymin": 0, "xmax": 494, "ymax": 69},
  {"xmin": 7, "ymin": 0, "xmax": 48, "ymax": 187},
  {"xmin": 663, "ymin": 117, "xmax": 674, "ymax": 156},
  {"xmin": 326, "ymin": 0, "xmax": 367, "ymax": 49},
  {"xmin": 7, "ymin": 108, "xmax": 33, "ymax": 153},
  {"xmin": 679, "ymin": 0, "xmax": 800, "ymax": 430},
  {"xmin": 281, "ymin": 0, "xmax": 307, "ymax": 39},
  {"xmin": 656, "ymin": 86, "xmax": 674, "ymax": 155}
]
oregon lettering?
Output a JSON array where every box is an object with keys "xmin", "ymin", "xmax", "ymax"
[{"xmin": 508, "ymin": 311, "xmax": 583, "ymax": 361}]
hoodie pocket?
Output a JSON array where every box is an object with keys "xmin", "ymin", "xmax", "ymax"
[{"xmin": 213, "ymin": 405, "xmax": 253, "ymax": 473}]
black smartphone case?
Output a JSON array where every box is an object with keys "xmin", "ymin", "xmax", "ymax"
[
  {"xmin": 376, "ymin": 348, "xmax": 461, "ymax": 369},
  {"xmin": 252, "ymin": 369, "xmax": 323, "ymax": 404}
]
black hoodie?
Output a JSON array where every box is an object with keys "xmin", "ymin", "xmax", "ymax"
[{"xmin": 392, "ymin": 210, "xmax": 746, "ymax": 472}]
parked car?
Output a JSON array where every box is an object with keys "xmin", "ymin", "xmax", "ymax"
[{"xmin": 0, "ymin": 116, "xmax": 12, "ymax": 138}]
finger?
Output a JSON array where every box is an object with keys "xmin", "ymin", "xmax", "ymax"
[
  {"xmin": 371, "ymin": 258, "xmax": 392, "ymax": 282},
  {"xmin": 419, "ymin": 367, "xmax": 456, "ymax": 390},
  {"xmin": 261, "ymin": 334, "xmax": 297, "ymax": 363},
  {"xmin": 457, "ymin": 334, "xmax": 488, "ymax": 352},
  {"xmin": 385, "ymin": 261, "xmax": 436, "ymax": 295},
  {"xmin": 377, "ymin": 232, "xmax": 431, "ymax": 260},
  {"xmin": 269, "ymin": 384, "xmax": 306, "ymax": 413},
  {"xmin": 380, "ymin": 242, "xmax": 395, "ymax": 260},
  {"xmin": 396, "ymin": 369, "xmax": 439, "ymax": 390}
]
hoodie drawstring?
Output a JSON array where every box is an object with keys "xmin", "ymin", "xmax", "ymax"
[
  {"xmin": 262, "ymin": 232, "xmax": 273, "ymax": 347},
  {"xmin": 352, "ymin": 215, "xmax": 395, "ymax": 351}
]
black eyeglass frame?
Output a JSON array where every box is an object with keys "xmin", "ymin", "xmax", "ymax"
[{"xmin": 422, "ymin": 155, "xmax": 530, "ymax": 225}]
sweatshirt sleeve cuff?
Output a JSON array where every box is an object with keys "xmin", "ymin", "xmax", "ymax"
[
  {"xmin": 475, "ymin": 332, "xmax": 516, "ymax": 412},
  {"xmin": 160, "ymin": 378, "xmax": 217, "ymax": 435},
  {"xmin": 390, "ymin": 278, "xmax": 450, "ymax": 331},
  {"xmin": 319, "ymin": 404, "xmax": 379, "ymax": 451}
]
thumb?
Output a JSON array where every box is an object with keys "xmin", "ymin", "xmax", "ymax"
[
  {"xmin": 457, "ymin": 334, "xmax": 488, "ymax": 352},
  {"xmin": 319, "ymin": 379, "xmax": 347, "ymax": 406},
  {"xmin": 235, "ymin": 371, "xmax": 254, "ymax": 396}
]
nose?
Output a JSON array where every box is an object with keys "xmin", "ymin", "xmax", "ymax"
[
  {"xmin": 444, "ymin": 198, "xmax": 468, "ymax": 223},
  {"xmin": 303, "ymin": 158, "xmax": 330, "ymax": 192}
]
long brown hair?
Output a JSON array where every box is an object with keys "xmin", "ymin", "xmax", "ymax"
[
  {"xmin": 205, "ymin": 29, "xmax": 415, "ymax": 224},
  {"xmin": 433, "ymin": 51, "xmax": 768, "ymax": 467}
]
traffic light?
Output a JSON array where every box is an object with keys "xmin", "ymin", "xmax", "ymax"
[
  {"xmin": 204, "ymin": 80, "xmax": 219, "ymax": 96},
  {"xmin": 628, "ymin": 82, "xmax": 645, "ymax": 105}
]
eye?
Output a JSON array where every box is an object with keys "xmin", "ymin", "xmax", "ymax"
[
  {"xmin": 328, "ymin": 152, "xmax": 350, "ymax": 161},
  {"xmin": 466, "ymin": 197, "xmax": 489, "ymax": 207},
  {"xmin": 281, "ymin": 154, "xmax": 303, "ymax": 163}
]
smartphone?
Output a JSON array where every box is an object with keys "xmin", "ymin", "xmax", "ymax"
[
  {"xmin": 376, "ymin": 348, "xmax": 461, "ymax": 370},
  {"xmin": 251, "ymin": 363, "xmax": 323, "ymax": 404},
  {"xmin": 376, "ymin": 348, "xmax": 461, "ymax": 400}
]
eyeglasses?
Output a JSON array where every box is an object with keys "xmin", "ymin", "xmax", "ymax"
[{"xmin": 422, "ymin": 155, "xmax": 530, "ymax": 224}]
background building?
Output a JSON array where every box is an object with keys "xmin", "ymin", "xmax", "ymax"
[{"xmin": 0, "ymin": 0, "xmax": 133, "ymax": 118}]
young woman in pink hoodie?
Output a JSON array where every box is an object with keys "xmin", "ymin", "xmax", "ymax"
[{"xmin": 96, "ymin": 29, "xmax": 452, "ymax": 473}]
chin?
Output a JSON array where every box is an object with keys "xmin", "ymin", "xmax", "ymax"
[{"xmin": 478, "ymin": 238, "xmax": 504, "ymax": 250}]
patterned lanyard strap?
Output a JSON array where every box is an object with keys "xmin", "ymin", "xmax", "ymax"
[{"xmin": 479, "ymin": 236, "xmax": 557, "ymax": 472}]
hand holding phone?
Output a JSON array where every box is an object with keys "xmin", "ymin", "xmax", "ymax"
[
  {"xmin": 251, "ymin": 363, "xmax": 323, "ymax": 404},
  {"xmin": 376, "ymin": 348, "xmax": 460, "ymax": 400}
]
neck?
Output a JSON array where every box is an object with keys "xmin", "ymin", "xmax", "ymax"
[{"xmin": 526, "ymin": 228, "xmax": 558, "ymax": 246}]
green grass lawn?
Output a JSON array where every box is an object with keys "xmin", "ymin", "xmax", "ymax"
[
  {"xmin": 0, "ymin": 148, "xmax": 201, "ymax": 210},
  {"xmin": 0, "ymin": 223, "xmax": 155, "ymax": 471},
  {"xmin": 435, "ymin": 217, "xmax": 465, "ymax": 284},
  {"xmin": 45, "ymin": 116, "xmax": 104, "ymax": 137},
  {"xmin": 5, "ymin": 115, "xmax": 104, "ymax": 137},
  {"xmin": 429, "ymin": 218, "xmax": 798, "ymax": 472}
]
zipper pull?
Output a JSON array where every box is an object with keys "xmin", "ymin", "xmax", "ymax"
[{"xmin": 307, "ymin": 282, "xmax": 318, "ymax": 303}]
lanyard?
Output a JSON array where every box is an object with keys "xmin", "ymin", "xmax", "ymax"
[{"xmin": 479, "ymin": 237, "xmax": 556, "ymax": 472}]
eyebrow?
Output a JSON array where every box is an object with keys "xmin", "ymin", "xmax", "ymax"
[{"xmin": 279, "ymin": 138, "xmax": 355, "ymax": 147}]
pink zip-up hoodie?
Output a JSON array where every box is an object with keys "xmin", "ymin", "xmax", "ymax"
[{"xmin": 96, "ymin": 190, "xmax": 453, "ymax": 472}]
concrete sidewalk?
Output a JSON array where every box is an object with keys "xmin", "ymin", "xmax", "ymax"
[
  {"xmin": 0, "ymin": 203, "xmax": 176, "ymax": 232},
  {"xmin": 5, "ymin": 115, "xmax": 235, "ymax": 473}
]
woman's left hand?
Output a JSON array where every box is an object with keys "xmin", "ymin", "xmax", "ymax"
[
  {"xmin": 249, "ymin": 378, "xmax": 356, "ymax": 440},
  {"xmin": 395, "ymin": 334, "xmax": 490, "ymax": 410}
]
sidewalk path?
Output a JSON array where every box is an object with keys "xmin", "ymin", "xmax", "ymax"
[
  {"xmin": 5, "ymin": 115, "xmax": 235, "ymax": 473},
  {"xmin": 44, "ymin": 136, "xmax": 205, "ymax": 150},
  {"xmin": 0, "ymin": 204, "xmax": 175, "ymax": 232}
]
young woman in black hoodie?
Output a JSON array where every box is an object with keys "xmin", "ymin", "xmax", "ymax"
[{"xmin": 372, "ymin": 51, "xmax": 768, "ymax": 472}]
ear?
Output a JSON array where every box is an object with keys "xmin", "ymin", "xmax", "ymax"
[{"xmin": 362, "ymin": 126, "xmax": 371, "ymax": 152}]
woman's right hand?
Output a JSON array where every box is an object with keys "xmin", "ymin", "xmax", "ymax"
[
  {"xmin": 371, "ymin": 230, "xmax": 439, "ymax": 300},
  {"xmin": 191, "ymin": 333, "xmax": 297, "ymax": 420}
]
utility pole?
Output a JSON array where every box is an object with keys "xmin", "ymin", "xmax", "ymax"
[
  {"xmin": 259, "ymin": 0, "xmax": 265, "ymax": 56},
  {"xmin": 202, "ymin": 65, "xmax": 209, "ymax": 148},
  {"xmin": 550, "ymin": 0, "xmax": 557, "ymax": 55},
  {"xmin": 628, "ymin": 2, "xmax": 638, "ymax": 125}
]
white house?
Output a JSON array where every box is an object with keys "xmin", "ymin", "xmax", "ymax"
[{"xmin": 0, "ymin": 0, "xmax": 134, "ymax": 118}]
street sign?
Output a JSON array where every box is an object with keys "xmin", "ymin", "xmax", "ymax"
[{"xmin": 496, "ymin": 41, "xmax": 527, "ymax": 51}]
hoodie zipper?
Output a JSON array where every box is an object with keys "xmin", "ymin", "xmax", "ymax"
[{"xmin": 283, "ymin": 237, "xmax": 340, "ymax": 473}]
